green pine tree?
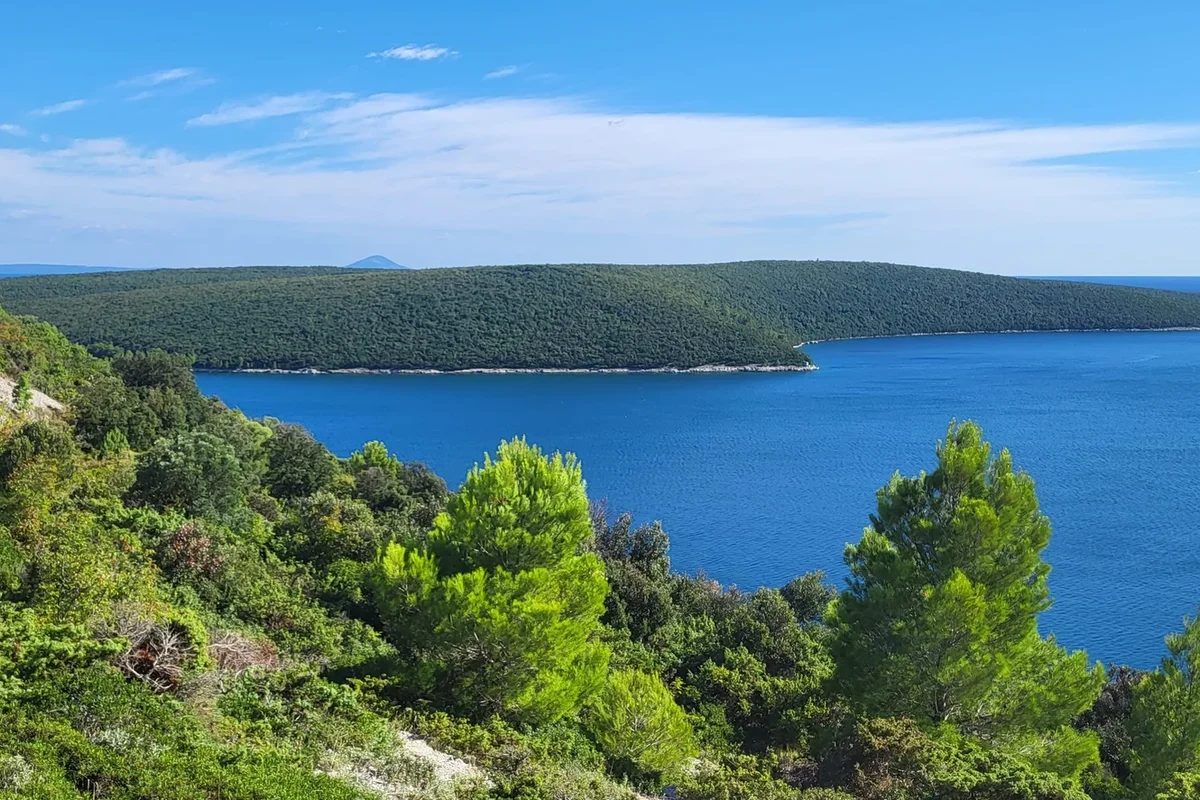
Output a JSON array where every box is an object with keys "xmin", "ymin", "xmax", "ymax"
[
  {"xmin": 375, "ymin": 438, "xmax": 610, "ymax": 725},
  {"xmin": 832, "ymin": 421, "xmax": 1103, "ymax": 756},
  {"xmin": 1126, "ymin": 611, "xmax": 1200, "ymax": 799}
]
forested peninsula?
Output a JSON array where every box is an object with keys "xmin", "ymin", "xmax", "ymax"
[
  {"xmin": 0, "ymin": 304, "xmax": 1199, "ymax": 799},
  {"xmin": 5, "ymin": 261, "xmax": 1200, "ymax": 371}
]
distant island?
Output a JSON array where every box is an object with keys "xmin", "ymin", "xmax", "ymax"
[
  {"xmin": 3, "ymin": 260, "xmax": 1200, "ymax": 372},
  {"xmin": 344, "ymin": 255, "xmax": 411, "ymax": 269},
  {"xmin": 0, "ymin": 263, "xmax": 134, "ymax": 278}
]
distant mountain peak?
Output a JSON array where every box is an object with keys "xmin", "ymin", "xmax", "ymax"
[{"xmin": 345, "ymin": 255, "xmax": 410, "ymax": 269}]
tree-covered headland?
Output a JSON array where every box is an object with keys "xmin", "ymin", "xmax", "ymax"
[
  {"xmin": 0, "ymin": 303, "xmax": 1196, "ymax": 799},
  {"xmin": 6, "ymin": 261, "xmax": 1200, "ymax": 370}
]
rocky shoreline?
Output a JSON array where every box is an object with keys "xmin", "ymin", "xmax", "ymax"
[{"xmin": 203, "ymin": 363, "xmax": 819, "ymax": 376}]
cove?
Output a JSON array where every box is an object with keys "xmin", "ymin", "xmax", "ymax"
[{"xmin": 196, "ymin": 330, "xmax": 1200, "ymax": 668}]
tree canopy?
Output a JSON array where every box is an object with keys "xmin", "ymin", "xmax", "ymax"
[
  {"xmin": 8, "ymin": 261, "xmax": 1200, "ymax": 370},
  {"xmin": 833, "ymin": 422, "xmax": 1103, "ymax": 767}
]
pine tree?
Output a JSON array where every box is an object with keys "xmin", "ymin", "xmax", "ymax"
[
  {"xmin": 1126, "ymin": 611, "xmax": 1200, "ymax": 799},
  {"xmin": 832, "ymin": 422, "xmax": 1102, "ymax": 747},
  {"xmin": 375, "ymin": 438, "xmax": 610, "ymax": 724}
]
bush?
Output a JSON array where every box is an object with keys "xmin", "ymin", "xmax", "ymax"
[
  {"xmin": 263, "ymin": 421, "xmax": 337, "ymax": 499},
  {"xmin": 132, "ymin": 431, "xmax": 251, "ymax": 514},
  {"xmin": 584, "ymin": 669, "xmax": 696, "ymax": 782}
]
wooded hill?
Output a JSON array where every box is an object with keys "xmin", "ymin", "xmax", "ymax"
[
  {"xmin": 1, "ymin": 303, "xmax": 1199, "ymax": 798},
  {"xmin": 4, "ymin": 261, "xmax": 1200, "ymax": 370}
]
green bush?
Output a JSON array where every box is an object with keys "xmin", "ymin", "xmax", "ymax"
[{"xmin": 584, "ymin": 669, "xmax": 696, "ymax": 782}]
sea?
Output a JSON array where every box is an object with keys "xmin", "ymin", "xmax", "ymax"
[{"xmin": 197, "ymin": 319, "xmax": 1200, "ymax": 669}]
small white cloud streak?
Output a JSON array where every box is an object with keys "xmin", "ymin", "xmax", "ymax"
[
  {"xmin": 120, "ymin": 67, "xmax": 199, "ymax": 87},
  {"xmin": 4, "ymin": 93, "xmax": 1200, "ymax": 271},
  {"xmin": 485, "ymin": 65, "xmax": 519, "ymax": 79},
  {"xmin": 369, "ymin": 44, "xmax": 455, "ymax": 61},
  {"xmin": 186, "ymin": 92, "xmax": 352, "ymax": 127},
  {"xmin": 0, "ymin": 124, "xmax": 26, "ymax": 136},
  {"xmin": 30, "ymin": 99, "xmax": 87, "ymax": 116}
]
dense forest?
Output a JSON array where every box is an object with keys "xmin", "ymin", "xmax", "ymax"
[
  {"xmin": 0, "ymin": 305, "xmax": 1198, "ymax": 799},
  {"xmin": 6, "ymin": 262, "xmax": 1200, "ymax": 370}
]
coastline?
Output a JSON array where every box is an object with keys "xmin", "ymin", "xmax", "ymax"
[
  {"xmin": 200, "ymin": 363, "xmax": 819, "ymax": 376},
  {"xmin": 797, "ymin": 326, "xmax": 1200, "ymax": 348},
  {"xmin": 193, "ymin": 327, "xmax": 1200, "ymax": 376}
]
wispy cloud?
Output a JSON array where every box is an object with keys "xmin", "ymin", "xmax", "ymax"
[
  {"xmin": 186, "ymin": 91, "xmax": 352, "ymax": 127},
  {"xmin": 368, "ymin": 44, "xmax": 456, "ymax": 61},
  {"xmin": 0, "ymin": 124, "xmax": 26, "ymax": 136},
  {"xmin": 120, "ymin": 67, "xmax": 213, "ymax": 101},
  {"xmin": 30, "ymin": 99, "xmax": 87, "ymax": 117},
  {"xmin": 485, "ymin": 65, "xmax": 519, "ymax": 79},
  {"xmin": 6, "ymin": 93, "xmax": 1200, "ymax": 271},
  {"xmin": 120, "ymin": 67, "xmax": 200, "ymax": 87}
]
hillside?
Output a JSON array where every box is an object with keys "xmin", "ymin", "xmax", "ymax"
[
  {"xmin": 4, "ymin": 261, "xmax": 1200, "ymax": 371},
  {"xmin": 0, "ymin": 302, "xmax": 1194, "ymax": 799}
]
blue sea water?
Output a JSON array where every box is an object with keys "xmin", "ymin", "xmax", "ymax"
[{"xmin": 196, "ymin": 330, "xmax": 1200, "ymax": 668}]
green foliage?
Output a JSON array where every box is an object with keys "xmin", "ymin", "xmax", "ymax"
[
  {"xmin": 132, "ymin": 430, "xmax": 252, "ymax": 515},
  {"xmin": 1126, "ymin": 611, "xmax": 1200, "ymax": 799},
  {"xmin": 0, "ymin": 603, "xmax": 121, "ymax": 700},
  {"xmin": 375, "ymin": 439, "xmax": 610, "ymax": 725},
  {"xmin": 71, "ymin": 349, "xmax": 215, "ymax": 451},
  {"xmin": 0, "ymin": 310, "xmax": 106, "ymax": 402},
  {"xmin": 1076, "ymin": 665, "xmax": 1144, "ymax": 787},
  {"xmin": 1155, "ymin": 771, "xmax": 1200, "ymax": 799},
  {"xmin": 11, "ymin": 374, "xmax": 31, "ymax": 412},
  {"xmin": 345, "ymin": 440, "xmax": 449, "ymax": 524},
  {"xmin": 0, "ymin": 300, "xmax": 1190, "ymax": 800},
  {"xmin": 400, "ymin": 710, "xmax": 637, "ymax": 799},
  {"xmin": 0, "ymin": 665, "xmax": 373, "ymax": 800},
  {"xmin": 832, "ymin": 421, "xmax": 1103, "ymax": 751},
  {"xmin": 583, "ymin": 669, "xmax": 696, "ymax": 781},
  {"xmin": 676, "ymin": 752, "xmax": 811, "ymax": 800},
  {"xmin": 780, "ymin": 571, "xmax": 837, "ymax": 626},
  {"xmin": 13, "ymin": 261, "xmax": 1200, "ymax": 371},
  {"xmin": 263, "ymin": 420, "xmax": 337, "ymax": 498},
  {"xmin": 805, "ymin": 716, "xmax": 1090, "ymax": 800}
]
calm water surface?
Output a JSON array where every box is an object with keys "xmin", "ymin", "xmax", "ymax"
[{"xmin": 197, "ymin": 331, "xmax": 1200, "ymax": 668}]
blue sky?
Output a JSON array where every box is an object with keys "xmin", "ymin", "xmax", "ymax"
[{"xmin": 3, "ymin": 1, "xmax": 1200, "ymax": 273}]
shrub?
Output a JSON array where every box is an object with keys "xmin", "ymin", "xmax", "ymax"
[{"xmin": 584, "ymin": 669, "xmax": 697, "ymax": 782}]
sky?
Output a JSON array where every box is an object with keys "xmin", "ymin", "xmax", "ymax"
[{"xmin": 2, "ymin": 1, "xmax": 1200, "ymax": 274}]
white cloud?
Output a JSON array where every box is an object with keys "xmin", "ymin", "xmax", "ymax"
[
  {"xmin": 369, "ymin": 44, "xmax": 456, "ymax": 61},
  {"xmin": 0, "ymin": 124, "xmax": 26, "ymax": 136},
  {"xmin": 187, "ymin": 92, "xmax": 352, "ymax": 127},
  {"xmin": 120, "ymin": 67, "xmax": 199, "ymax": 87},
  {"xmin": 4, "ymin": 93, "xmax": 1200, "ymax": 272},
  {"xmin": 30, "ymin": 99, "xmax": 87, "ymax": 117},
  {"xmin": 120, "ymin": 68, "xmax": 214, "ymax": 101},
  {"xmin": 485, "ymin": 65, "xmax": 519, "ymax": 79}
]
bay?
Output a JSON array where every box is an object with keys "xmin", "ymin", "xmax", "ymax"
[{"xmin": 196, "ymin": 330, "xmax": 1200, "ymax": 668}]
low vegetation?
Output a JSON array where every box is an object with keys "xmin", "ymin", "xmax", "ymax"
[
  {"xmin": 0, "ymin": 302, "xmax": 1196, "ymax": 798},
  {"xmin": 7, "ymin": 261, "xmax": 1200, "ymax": 370}
]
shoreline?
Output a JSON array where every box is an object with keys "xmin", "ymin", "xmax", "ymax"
[
  {"xmin": 193, "ymin": 327, "xmax": 1200, "ymax": 376},
  {"xmin": 797, "ymin": 326, "xmax": 1200, "ymax": 347},
  {"xmin": 199, "ymin": 363, "xmax": 819, "ymax": 376}
]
